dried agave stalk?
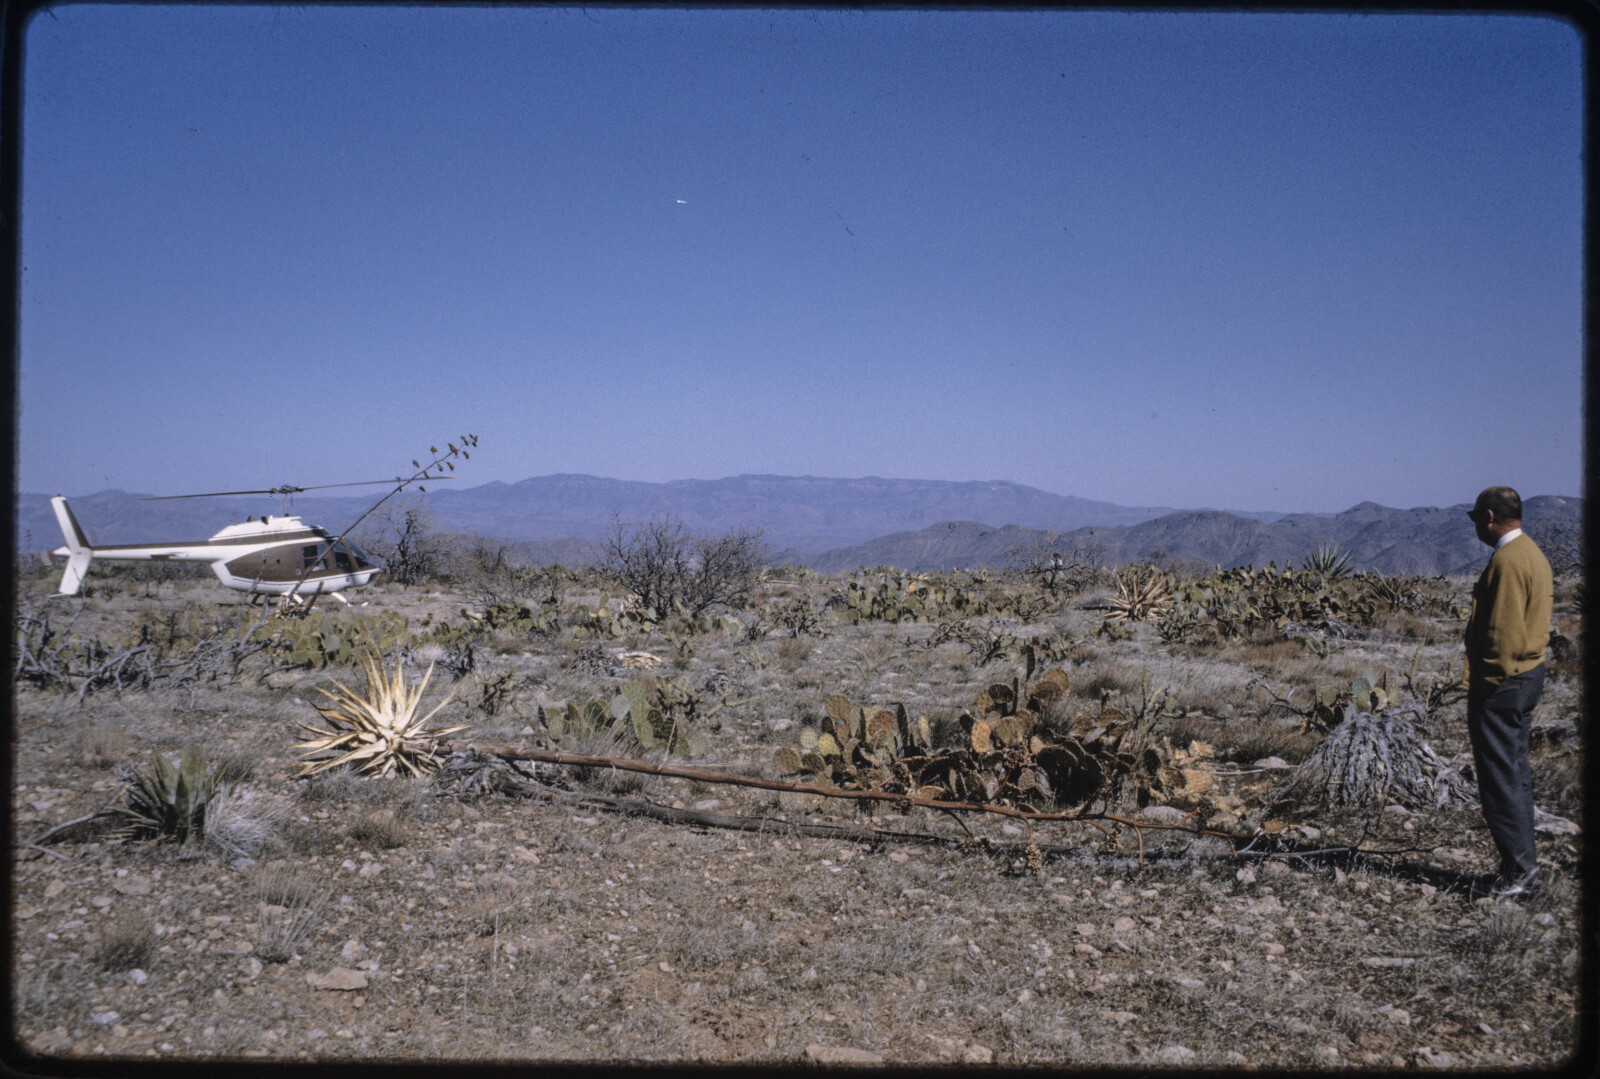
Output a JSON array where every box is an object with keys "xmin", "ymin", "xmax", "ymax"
[{"xmin": 293, "ymin": 656, "xmax": 466, "ymax": 778}]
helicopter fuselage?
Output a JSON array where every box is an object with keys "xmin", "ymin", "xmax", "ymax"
[{"xmin": 51, "ymin": 497, "xmax": 379, "ymax": 597}]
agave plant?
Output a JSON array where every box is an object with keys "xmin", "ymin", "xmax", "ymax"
[
  {"xmin": 1105, "ymin": 566, "xmax": 1171, "ymax": 622},
  {"xmin": 118, "ymin": 747, "xmax": 222, "ymax": 843},
  {"xmin": 294, "ymin": 655, "xmax": 467, "ymax": 778},
  {"xmin": 1301, "ymin": 544, "xmax": 1354, "ymax": 580}
]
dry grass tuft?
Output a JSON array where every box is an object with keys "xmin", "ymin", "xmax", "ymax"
[
  {"xmin": 203, "ymin": 785, "xmax": 290, "ymax": 858},
  {"xmin": 76, "ymin": 724, "xmax": 135, "ymax": 769},
  {"xmin": 347, "ymin": 807, "xmax": 411, "ymax": 849},
  {"xmin": 774, "ymin": 637, "xmax": 813, "ymax": 672},
  {"xmin": 94, "ymin": 913, "xmax": 156, "ymax": 972}
]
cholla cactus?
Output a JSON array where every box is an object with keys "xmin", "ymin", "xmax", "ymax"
[{"xmin": 293, "ymin": 656, "xmax": 466, "ymax": 778}]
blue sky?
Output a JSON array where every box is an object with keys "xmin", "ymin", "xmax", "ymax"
[{"xmin": 15, "ymin": 6, "xmax": 1584, "ymax": 514}]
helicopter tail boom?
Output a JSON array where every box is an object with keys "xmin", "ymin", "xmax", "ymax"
[{"xmin": 51, "ymin": 496, "xmax": 94, "ymax": 595}]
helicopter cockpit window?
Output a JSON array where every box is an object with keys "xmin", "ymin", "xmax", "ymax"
[
  {"xmin": 341, "ymin": 540, "xmax": 374, "ymax": 569},
  {"xmin": 302, "ymin": 544, "xmax": 325, "ymax": 571}
]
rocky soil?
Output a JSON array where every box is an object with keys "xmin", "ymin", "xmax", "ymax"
[{"xmin": 8, "ymin": 569, "xmax": 1586, "ymax": 1066}]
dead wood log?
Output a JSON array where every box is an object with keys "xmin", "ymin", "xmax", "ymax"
[{"xmin": 445, "ymin": 741, "xmax": 1244, "ymax": 855}]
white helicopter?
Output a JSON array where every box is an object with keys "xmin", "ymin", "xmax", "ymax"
[{"xmin": 49, "ymin": 438, "xmax": 477, "ymax": 604}]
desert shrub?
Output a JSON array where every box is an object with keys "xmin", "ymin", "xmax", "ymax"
[
  {"xmin": 352, "ymin": 501, "xmax": 443, "ymax": 587},
  {"xmin": 601, "ymin": 514, "xmax": 768, "ymax": 619}
]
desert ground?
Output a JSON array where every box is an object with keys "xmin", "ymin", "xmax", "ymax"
[{"xmin": 7, "ymin": 550, "xmax": 1585, "ymax": 1067}]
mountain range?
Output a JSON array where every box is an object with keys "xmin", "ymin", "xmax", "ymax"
[{"xmin": 14, "ymin": 475, "xmax": 1581, "ymax": 578}]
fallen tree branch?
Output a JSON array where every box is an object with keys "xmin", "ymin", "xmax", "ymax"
[{"xmin": 447, "ymin": 741, "xmax": 1248, "ymax": 860}]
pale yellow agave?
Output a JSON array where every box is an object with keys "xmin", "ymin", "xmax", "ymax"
[{"xmin": 293, "ymin": 656, "xmax": 467, "ymax": 778}]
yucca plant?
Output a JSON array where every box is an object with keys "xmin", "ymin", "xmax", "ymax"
[
  {"xmin": 1301, "ymin": 544, "xmax": 1354, "ymax": 580},
  {"xmin": 293, "ymin": 655, "xmax": 467, "ymax": 778},
  {"xmin": 118, "ymin": 747, "xmax": 222, "ymax": 843}
]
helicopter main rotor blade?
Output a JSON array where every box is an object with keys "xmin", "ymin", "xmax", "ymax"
[{"xmin": 137, "ymin": 477, "xmax": 454, "ymax": 501}]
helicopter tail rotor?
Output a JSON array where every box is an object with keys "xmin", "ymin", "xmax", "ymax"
[{"xmin": 50, "ymin": 496, "xmax": 95, "ymax": 596}]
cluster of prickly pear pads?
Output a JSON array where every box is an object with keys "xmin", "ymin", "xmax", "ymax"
[
  {"xmin": 538, "ymin": 678, "xmax": 711, "ymax": 757},
  {"xmin": 773, "ymin": 668, "xmax": 1221, "ymax": 817}
]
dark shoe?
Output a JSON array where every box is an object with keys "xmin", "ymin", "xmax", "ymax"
[{"xmin": 1492, "ymin": 869, "xmax": 1540, "ymax": 902}]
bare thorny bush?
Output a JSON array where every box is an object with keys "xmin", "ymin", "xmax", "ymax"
[
  {"xmin": 601, "ymin": 513, "xmax": 769, "ymax": 619},
  {"xmin": 12, "ymin": 598, "xmax": 277, "ymax": 705}
]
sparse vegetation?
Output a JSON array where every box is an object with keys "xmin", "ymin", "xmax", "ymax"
[{"xmin": 9, "ymin": 555, "xmax": 1581, "ymax": 1066}]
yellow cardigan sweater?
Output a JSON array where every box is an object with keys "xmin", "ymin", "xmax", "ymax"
[{"xmin": 1463, "ymin": 533, "xmax": 1553, "ymax": 689}]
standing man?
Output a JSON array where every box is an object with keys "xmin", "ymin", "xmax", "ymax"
[{"xmin": 1462, "ymin": 486, "xmax": 1553, "ymax": 900}]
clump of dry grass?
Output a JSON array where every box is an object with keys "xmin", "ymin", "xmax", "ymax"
[
  {"xmin": 250, "ymin": 865, "xmax": 331, "ymax": 963},
  {"xmin": 94, "ymin": 913, "xmax": 156, "ymax": 971},
  {"xmin": 76, "ymin": 724, "xmax": 135, "ymax": 769},
  {"xmin": 203, "ymin": 785, "xmax": 291, "ymax": 858},
  {"xmin": 774, "ymin": 637, "xmax": 813, "ymax": 672},
  {"xmin": 347, "ymin": 807, "xmax": 410, "ymax": 849}
]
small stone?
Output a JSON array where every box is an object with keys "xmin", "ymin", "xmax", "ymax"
[
  {"xmin": 1112, "ymin": 917, "xmax": 1136, "ymax": 935},
  {"xmin": 43, "ymin": 881, "xmax": 65, "ymax": 899},
  {"xmin": 339, "ymin": 940, "xmax": 368, "ymax": 962},
  {"xmin": 1263, "ymin": 942, "xmax": 1285, "ymax": 956},
  {"xmin": 244, "ymin": 958, "xmax": 263, "ymax": 980},
  {"xmin": 126, "ymin": 969, "xmax": 147, "ymax": 986},
  {"xmin": 90, "ymin": 896, "xmax": 113, "ymax": 909},
  {"xmin": 89, "ymin": 1011, "xmax": 119, "ymax": 1026},
  {"xmin": 1075, "ymin": 923, "xmax": 1097, "ymax": 937},
  {"xmin": 962, "ymin": 1044, "xmax": 994, "ymax": 1064},
  {"xmin": 1387, "ymin": 1009, "xmax": 1411, "ymax": 1026},
  {"xmin": 1253, "ymin": 756, "xmax": 1289, "ymax": 769},
  {"xmin": 306, "ymin": 967, "xmax": 369, "ymax": 991},
  {"xmin": 358, "ymin": 862, "xmax": 384, "ymax": 878},
  {"xmin": 805, "ymin": 1046, "xmax": 884, "ymax": 1064},
  {"xmin": 1235, "ymin": 867, "xmax": 1256, "ymax": 884},
  {"xmin": 1140, "ymin": 805, "xmax": 1187, "ymax": 824},
  {"xmin": 1156, "ymin": 1045, "xmax": 1196, "ymax": 1064}
]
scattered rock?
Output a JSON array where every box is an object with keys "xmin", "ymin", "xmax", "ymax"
[
  {"xmin": 306, "ymin": 967, "xmax": 369, "ymax": 991},
  {"xmin": 805, "ymin": 1045, "xmax": 884, "ymax": 1064},
  {"xmin": 126, "ymin": 969, "xmax": 147, "ymax": 986},
  {"xmin": 89, "ymin": 1011, "xmax": 119, "ymax": 1026},
  {"xmin": 1253, "ymin": 757, "xmax": 1290, "ymax": 769},
  {"xmin": 1140, "ymin": 805, "xmax": 1187, "ymax": 824},
  {"xmin": 961, "ymin": 1044, "xmax": 993, "ymax": 1064},
  {"xmin": 1414, "ymin": 1047, "xmax": 1458, "ymax": 1068},
  {"xmin": 1156, "ymin": 1045, "xmax": 1196, "ymax": 1064}
]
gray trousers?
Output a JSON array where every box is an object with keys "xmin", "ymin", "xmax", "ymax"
[{"xmin": 1466, "ymin": 664, "xmax": 1546, "ymax": 879}]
